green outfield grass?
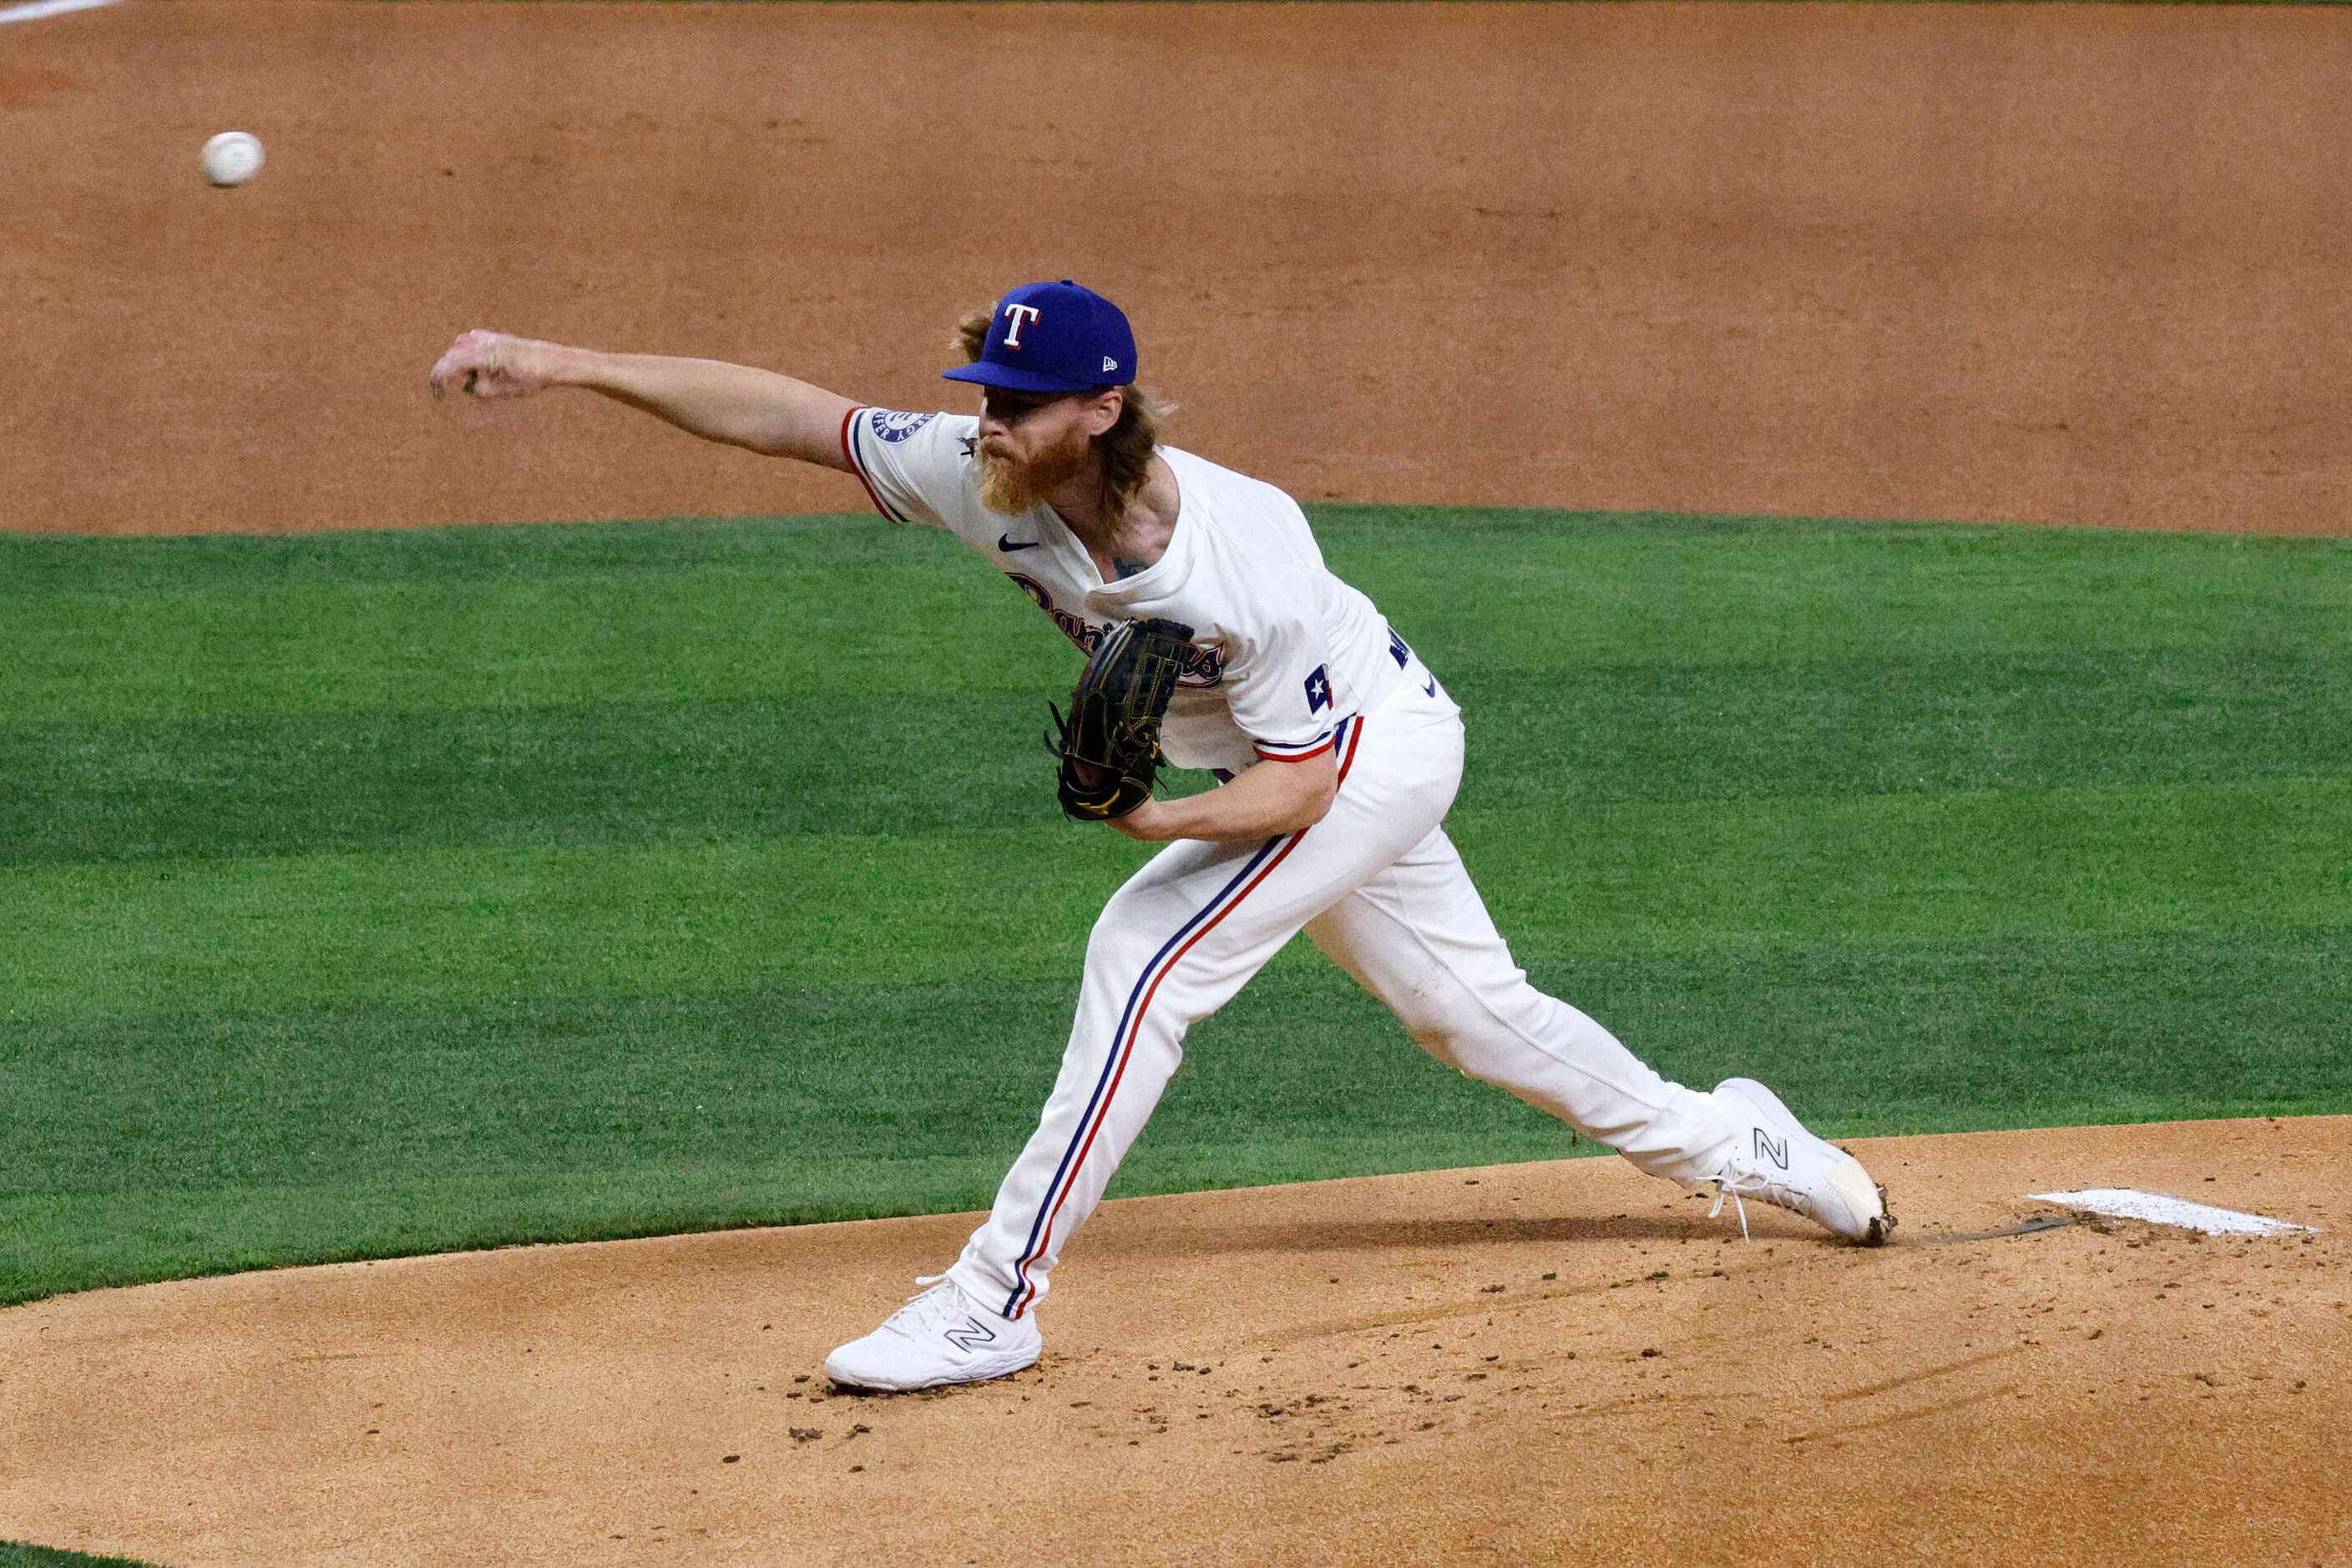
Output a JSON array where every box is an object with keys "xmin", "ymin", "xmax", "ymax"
[
  {"xmin": 3, "ymin": 510, "xmax": 2347, "ymax": 1308},
  {"xmin": 0, "ymin": 1545, "xmax": 165, "ymax": 1568}
]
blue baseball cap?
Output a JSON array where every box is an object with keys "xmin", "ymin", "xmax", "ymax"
[{"xmin": 943, "ymin": 280, "xmax": 1138, "ymax": 395}]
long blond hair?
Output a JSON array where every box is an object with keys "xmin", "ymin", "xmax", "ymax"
[{"xmin": 953, "ymin": 306, "xmax": 1171, "ymax": 524}]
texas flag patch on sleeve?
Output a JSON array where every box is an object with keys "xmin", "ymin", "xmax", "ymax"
[{"xmin": 1303, "ymin": 665, "xmax": 1332, "ymax": 715}]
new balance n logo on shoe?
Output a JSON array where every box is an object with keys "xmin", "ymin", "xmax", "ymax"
[
  {"xmin": 944, "ymin": 1316, "xmax": 1000, "ymax": 1353},
  {"xmin": 1753, "ymin": 1129, "xmax": 1790, "ymax": 1171}
]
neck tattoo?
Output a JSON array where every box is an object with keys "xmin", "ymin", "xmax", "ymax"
[{"xmin": 1111, "ymin": 555, "xmax": 1151, "ymax": 580}]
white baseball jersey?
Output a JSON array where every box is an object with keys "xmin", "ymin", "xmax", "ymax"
[
  {"xmin": 827, "ymin": 402, "xmax": 1747, "ymax": 1328},
  {"xmin": 839, "ymin": 407, "xmax": 1405, "ymax": 773}
]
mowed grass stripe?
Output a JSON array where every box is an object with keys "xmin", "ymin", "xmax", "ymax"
[
  {"xmin": 4, "ymin": 828, "xmax": 1124, "ymax": 1023},
  {"xmin": 5, "ymin": 515, "xmax": 2344, "ymax": 724},
  {"xmin": 1463, "ymin": 776, "xmax": 2352, "ymax": 949},
  {"xmin": 7, "ymin": 645, "xmax": 2349, "ymax": 867},
  {"xmin": 8, "ymin": 777, "xmax": 2345, "ymax": 1024},
  {"xmin": 8, "ymin": 924, "xmax": 2343, "ymax": 1305},
  {"xmin": 0, "ymin": 554, "xmax": 1044, "ymax": 722}
]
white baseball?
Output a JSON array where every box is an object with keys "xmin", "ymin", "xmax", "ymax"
[{"xmin": 200, "ymin": 130, "xmax": 265, "ymax": 188}]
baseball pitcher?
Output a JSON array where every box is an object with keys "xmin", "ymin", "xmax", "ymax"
[{"xmin": 428, "ymin": 280, "xmax": 1891, "ymax": 1393}]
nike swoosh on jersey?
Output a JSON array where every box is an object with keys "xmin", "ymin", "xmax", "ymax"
[{"xmin": 999, "ymin": 534, "xmax": 1041, "ymax": 552}]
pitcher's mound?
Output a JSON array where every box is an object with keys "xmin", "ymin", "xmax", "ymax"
[{"xmin": 6, "ymin": 1117, "xmax": 2345, "ymax": 1566}]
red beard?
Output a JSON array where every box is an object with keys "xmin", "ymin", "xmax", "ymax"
[{"xmin": 978, "ymin": 435, "xmax": 1089, "ymax": 516}]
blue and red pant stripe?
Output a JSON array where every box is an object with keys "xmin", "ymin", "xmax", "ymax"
[{"xmin": 1002, "ymin": 716, "xmax": 1367, "ymax": 1318}]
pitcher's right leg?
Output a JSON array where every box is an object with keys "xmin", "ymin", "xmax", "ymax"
[
  {"xmin": 1303, "ymin": 826, "xmax": 1890, "ymax": 1240},
  {"xmin": 1302, "ymin": 825, "xmax": 1737, "ymax": 1186}
]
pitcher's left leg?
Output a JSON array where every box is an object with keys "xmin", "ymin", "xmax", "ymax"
[
  {"xmin": 946, "ymin": 829, "xmax": 1316, "ymax": 1322},
  {"xmin": 948, "ymin": 714, "xmax": 1453, "ymax": 1321}
]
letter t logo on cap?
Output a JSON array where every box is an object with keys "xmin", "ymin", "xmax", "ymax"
[{"xmin": 941, "ymin": 280, "xmax": 1136, "ymax": 394}]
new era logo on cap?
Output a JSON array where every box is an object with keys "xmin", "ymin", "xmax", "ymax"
[{"xmin": 943, "ymin": 280, "xmax": 1139, "ymax": 396}]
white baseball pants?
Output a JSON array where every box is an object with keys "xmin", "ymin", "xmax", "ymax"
[{"xmin": 949, "ymin": 661, "xmax": 1741, "ymax": 1320}]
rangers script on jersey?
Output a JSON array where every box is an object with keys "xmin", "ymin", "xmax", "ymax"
[{"xmin": 841, "ymin": 408, "xmax": 1406, "ymax": 774}]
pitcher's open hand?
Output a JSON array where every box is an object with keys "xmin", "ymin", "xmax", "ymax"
[{"xmin": 428, "ymin": 330, "xmax": 557, "ymax": 401}]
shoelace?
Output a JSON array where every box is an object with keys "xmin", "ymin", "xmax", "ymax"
[
  {"xmin": 1714, "ymin": 1164, "xmax": 1824, "ymax": 1239},
  {"xmin": 882, "ymin": 1275, "xmax": 959, "ymax": 1338},
  {"xmin": 1707, "ymin": 1179, "xmax": 1753, "ymax": 1242},
  {"xmin": 1709, "ymin": 1164, "xmax": 1823, "ymax": 1242}
]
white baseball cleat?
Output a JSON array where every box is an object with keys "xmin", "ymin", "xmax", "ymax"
[
  {"xmin": 823, "ymin": 1276, "xmax": 1042, "ymax": 1392},
  {"xmin": 1707, "ymin": 1077, "xmax": 1894, "ymax": 1245}
]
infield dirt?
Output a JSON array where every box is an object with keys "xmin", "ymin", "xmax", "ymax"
[
  {"xmin": 5, "ymin": 1, "xmax": 2349, "ymax": 538},
  {"xmin": 8, "ymin": 1120, "xmax": 2348, "ymax": 1566},
  {"xmin": 4, "ymin": 4, "xmax": 2348, "ymax": 1565}
]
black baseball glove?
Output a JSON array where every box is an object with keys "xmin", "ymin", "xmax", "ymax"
[{"xmin": 1047, "ymin": 616, "xmax": 1196, "ymax": 821}]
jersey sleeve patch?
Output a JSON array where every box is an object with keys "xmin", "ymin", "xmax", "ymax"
[
  {"xmin": 870, "ymin": 409, "xmax": 935, "ymax": 444},
  {"xmin": 1303, "ymin": 665, "xmax": 1332, "ymax": 715},
  {"xmin": 839, "ymin": 406, "xmax": 911, "ymax": 524}
]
